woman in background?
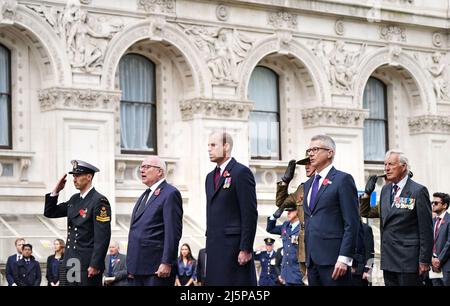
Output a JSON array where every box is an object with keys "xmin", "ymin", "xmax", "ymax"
[
  {"xmin": 175, "ymin": 243, "xmax": 197, "ymax": 286},
  {"xmin": 46, "ymin": 239, "xmax": 65, "ymax": 286}
]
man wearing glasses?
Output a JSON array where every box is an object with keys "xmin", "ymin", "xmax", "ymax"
[
  {"xmin": 303, "ymin": 135, "xmax": 359, "ymax": 286},
  {"xmin": 430, "ymin": 192, "xmax": 450, "ymax": 286},
  {"xmin": 375, "ymin": 150, "xmax": 433, "ymax": 286},
  {"xmin": 126, "ymin": 156, "xmax": 183, "ymax": 286}
]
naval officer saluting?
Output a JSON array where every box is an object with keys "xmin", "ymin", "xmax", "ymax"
[{"xmin": 44, "ymin": 160, "xmax": 111, "ymax": 286}]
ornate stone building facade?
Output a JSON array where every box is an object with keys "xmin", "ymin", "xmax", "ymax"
[{"xmin": 1, "ymin": 0, "xmax": 450, "ymax": 284}]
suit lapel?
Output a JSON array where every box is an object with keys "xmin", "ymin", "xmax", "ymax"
[
  {"xmin": 303, "ymin": 176, "xmax": 313, "ymax": 215},
  {"xmin": 383, "ymin": 178, "xmax": 412, "ymax": 225},
  {"xmin": 211, "ymin": 158, "xmax": 236, "ymax": 201},
  {"xmin": 133, "ymin": 181, "xmax": 167, "ymax": 222},
  {"xmin": 436, "ymin": 212, "xmax": 449, "ymax": 241},
  {"xmin": 310, "ymin": 167, "xmax": 336, "ymax": 213},
  {"xmin": 131, "ymin": 190, "xmax": 148, "ymax": 223}
]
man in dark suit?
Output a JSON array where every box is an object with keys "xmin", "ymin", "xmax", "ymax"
[
  {"xmin": 303, "ymin": 134, "xmax": 359, "ymax": 286},
  {"xmin": 196, "ymin": 248, "xmax": 207, "ymax": 286},
  {"xmin": 44, "ymin": 160, "xmax": 111, "ymax": 286},
  {"xmin": 127, "ymin": 156, "xmax": 183, "ymax": 286},
  {"xmin": 430, "ymin": 192, "xmax": 450, "ymax": 286},
  {"xmin": 376, "ymin": 150, "xmax": 433, "ymax": 286},
  {"xmin": 12, "ymin": 244, "xmax": 41, "ymax": 286},
  {"xmin": 6, "ymin": 237, "xmax": 25, "ymax": 286},
  {"xmin": 103, "ymin": 241, "xmax": 128, "ymax": 286},
  {"xmin": 205, "ymin": 131, "xmax": 258, "ymax": 286}
]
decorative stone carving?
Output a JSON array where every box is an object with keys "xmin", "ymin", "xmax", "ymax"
[
  {"xmin": 216, "ymin": 4, "xmax": 229, "ymax": 21},
  {"xmin": 268, "ymin": 11, "xmax": 298, "ymax": 29},
  {"xmin": 27, "ymin": 3, "xmax": 123, "ymax": 73},
  {"xmin": 335, "ymin": 19, "xmax": 344, "ymax": 36},
  {"xmin": 379, "ymin": 24, "xmax": 406, "ymax": 42},
  {"xmin": 138, "ymin": 0, "xmax": 175, "ymax": 14},
  {"xmin": 312, "ymin": 40, "xmax": 366, "ymax": 94},
  {"xmin": 302, "ymin": 107, "xmax": 369, "ymax": 128},
  {"xmin": 0, "ymin": 0, "xmax": 17, "ymax": 25},
  {"xmin": 276, "ymin": 30, "xmax": 293, "ymax": 54},
  {"xmin": 19, "ymin": 158, "xmax": 31, "ymax": 182},
  {"xmin": 148, "ymin": 15, "xmax": 166, "ymax": 41},
  {"xmin": 408, "ymin": 115, "xmax": 450, "ymax": 134},
  {"xmin": 79, "ymin": 0, "xmax": 91, "ymax": 4},
  {"xmin": 421, "ymin": 52, "xmax": 450, "ymax": 101},
  {"xmin": 179, "ymin": 98, "xmax": 254, "ymax": 121},
  {"xmin": 182, "ymin": 25, "xmax": 254, "ymax": 85},
  {"xmin": 432, "ymin": 32, "xmax": 443, "ymax": 48},
  {"xmin": 387, "ymin": 45, "xmax": 402, "ymax": 66},
  {"xmin": 38, "ymin": 87, "xmax": 121, "ymax": 112}
]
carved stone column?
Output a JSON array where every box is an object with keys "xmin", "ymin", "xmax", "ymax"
[
  {"xmin": 301, "ymin": 106, "xmax": 369, "ymax": 187},
  {"xmin": 408, "ymin": 115, "xmax": 450, "ymax": 193},
  {"xmin": 178, "ymin": 98, "xmax": 253, "ymax": 227},
  {"xmin": 38, "ymin": 87, "xmax": 121, "ymax": 225}
]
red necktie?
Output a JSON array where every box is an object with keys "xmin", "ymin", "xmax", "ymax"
[
  {"xmin": 433, "ymin": 217, "xmax": 442, "ymax": 254},
  {"xmin": 214, "ymin": 167, "xmax": 221, "ymax": 190}
]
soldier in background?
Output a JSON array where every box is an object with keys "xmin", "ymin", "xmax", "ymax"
[
  {"xmin": 274, "ymin": 155, "xmax": 316, "ymax": 276},
  {"xmin": 44, "ymin": 160, "xmax": 111, "ymax": 286},
  {"xmin": 254, "ymin": 238, "xmax": 279, "ymax": 286}
]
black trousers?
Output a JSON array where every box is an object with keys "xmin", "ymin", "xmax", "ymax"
[
  {"xmin": 129, "ymin": 274, "xmax": 175, "ymax": 286},
  {"xmin": 307, "ymin": 261, "xmax": 352, "ymax": 286},
  {"xmin": 383, "ymin": 270, "xmax": 420, "ymax": 286}
]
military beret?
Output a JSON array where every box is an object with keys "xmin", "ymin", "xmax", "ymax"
[{"xmin": 69, "ymin": 160, "xmax": 99, "ymax": 175}]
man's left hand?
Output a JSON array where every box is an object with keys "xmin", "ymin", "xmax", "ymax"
[
  {"xmin": 87, "ymin": 266, "xmax": 100, "ymax": 278},
  {"xmin": 418, "ymin": 263, "xmax": 430, "ymax": 275},
  {"xmin": 238, "ymin": 250, "xmax": 252, "ymax": 266},
  {"xmin": 331, "ymin": 261, "xmax": 348, "ymax": 280},
  {"xmin": 155, "ymin": 263, "xmax": 172, "ymax": 278}
]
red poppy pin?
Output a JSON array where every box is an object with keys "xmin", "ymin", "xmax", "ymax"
[
  {"xmin": 323, "ymin": 179, "xmax": 332, "ymax": 186},
  {"xmin": 223, "ymin": 170, "xmax": 230, "ymax": 177},
  {"xmin": 154, "ymin": 188, "xmax": 161, "ymax": 196},
  {"xmin": 79, "ymin": 208, "xmax": 87, "ymax": 218}
]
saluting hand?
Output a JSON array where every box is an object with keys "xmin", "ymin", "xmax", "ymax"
[{"xmin": 53, "ymin": 174, "xmax": 67, "ymax": 194}]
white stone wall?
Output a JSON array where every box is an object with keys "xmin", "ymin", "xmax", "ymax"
[{"xmin": 0, "ymin": 0, "xmax": 449, "ymax": 236}]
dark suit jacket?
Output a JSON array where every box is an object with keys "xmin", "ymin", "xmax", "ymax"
[
  {"xmin": 434, "ymin": 212, "xmax": 450, "ymax": 272},
  {"xmin": 6, "ymin": 254, "xmax": 19, "ymax": 286},
  {"xmin": 205, "ymin": 158, "xmax": 258, "ymax": 286},
  {"xmin": 44, "ymin": 188, "xmax": 111, "ymax": 272},
  {"xmin": 379, "ymin": 178, "xmax": 433, "ymax": 273},
  {"xmin": 104, "ymin": 253, "xmax": 128, "ymax": 286},
  {"xmin": 12, "ymin": 257, "xmax": 41, "ymax": 286},
  {"xmin": 196, "ymin": 248, "xmax": 207, "ymax": 284},
  {"xmin": 353, "ymin": 222, "xmax": 374, "ymax": 275},
  {"xmin": 303, "ymin": 166, "xmax": 359, "ymax": 266},
  {"xmin": 126, "ymin": 180, "xmax": 183, "ymax": 276},
  {"xmin": 46, "ymin": 254, "xmax": 64, "ymax": 285}
]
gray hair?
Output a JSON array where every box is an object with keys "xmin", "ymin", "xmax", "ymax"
[
  {"xmin": 311, "ymin": 134, "xmax": 336, "ymax": 159},
  {"xmin": 385, "ymin": 149, "xmax": 410, "ymax": 171},
  {"xmin": 155, "ymin": 157, "xmax": 167, "ymax": 177},
  {"xmin": 109, "ymin": 241, "xmax": 120, "ymax": 249}
]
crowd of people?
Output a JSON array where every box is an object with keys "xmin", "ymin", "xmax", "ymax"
[{"xmin": 3, "ymin": 131, "xmax": 450, "ymax": 286}]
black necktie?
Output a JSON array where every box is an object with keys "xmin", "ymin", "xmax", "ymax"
[
  {"xmin": 390, "ymin": 184, "xmax": 399, "ymax": 207},
  {"xmin": 136, "ymin": 188, "xmax": 151, "ymax": 216}
]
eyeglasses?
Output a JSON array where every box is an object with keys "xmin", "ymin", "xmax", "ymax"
[
  {"xmin": 431, "ymin": 201, "xmax": 442, "ymax": 206},
  {"xmin": 139, "ymin": 165, "xmax": 161, "ymax": 171},
  {"xmin": 305, "ymin": 147, "xmax": 330, "ymax": 155}
]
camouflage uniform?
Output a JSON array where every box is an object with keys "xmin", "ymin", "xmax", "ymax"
[{"xmin": 275, "ymin": 181, "xmax": 306, "ymax": 275}]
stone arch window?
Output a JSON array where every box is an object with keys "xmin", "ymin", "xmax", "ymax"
[
  {"xmin": 119, "ymin": 53, "xmax": 157, "ymax": 154},
  {"xmin": 363, "ymin": 77, "xmax": 388, "ymax": 163},
  {"xmin": 248, "ymin": 66, "xmax": 280, "ymax": 160},
  {"xmin": 0, "ymin": 43, "xmax": 11, "ymax": 149}
]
